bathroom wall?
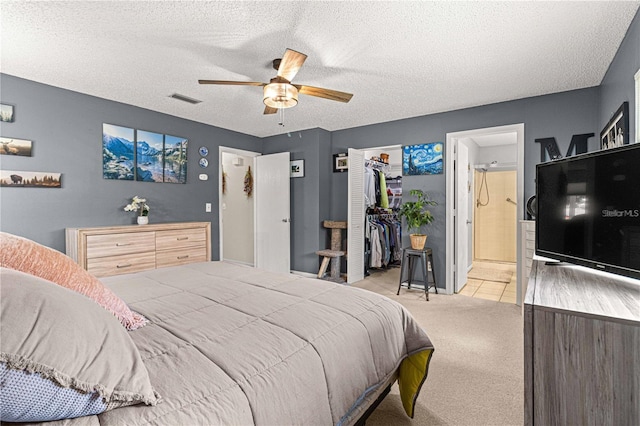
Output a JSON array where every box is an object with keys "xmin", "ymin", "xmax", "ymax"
[{"xmin": 221, "ymin": 152, "xmax": 254, "ymax": 265}]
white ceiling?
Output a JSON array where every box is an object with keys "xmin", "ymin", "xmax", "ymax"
[{"xmin": 2, "ymin": 1, "xmax": 638, "ymax": 138}]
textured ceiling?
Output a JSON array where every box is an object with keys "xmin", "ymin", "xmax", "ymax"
[{"xmin": 1, "ymin": 1, "xmax": 638, "ymax": 138}]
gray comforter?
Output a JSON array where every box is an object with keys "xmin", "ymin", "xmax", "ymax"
[{"xmin": 60, "ymin": 261, "xmax": 434, "ymax": 425}]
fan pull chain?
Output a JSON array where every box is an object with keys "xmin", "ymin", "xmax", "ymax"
[{"xmin": 278, "ymin": 108, "xmax": 285, "ymax": 127}]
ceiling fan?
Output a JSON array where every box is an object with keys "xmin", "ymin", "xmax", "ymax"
[{"xmin": 198, "ymin": 48, "xmax": 353, "ymax": 115}]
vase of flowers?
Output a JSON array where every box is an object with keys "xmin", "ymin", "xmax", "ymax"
[{"xmin": 124, "ymin": 196, "xmax": 150, "ymax": 225}]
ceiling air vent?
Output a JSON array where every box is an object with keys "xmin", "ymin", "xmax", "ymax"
[{"xmin": 169, "ymin": 93, "xmax": 202, "ymax": 104}]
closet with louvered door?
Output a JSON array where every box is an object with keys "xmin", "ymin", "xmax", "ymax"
[{"xmin": 362, "ymin": 147, "xmax": 402, "ymax": 276}]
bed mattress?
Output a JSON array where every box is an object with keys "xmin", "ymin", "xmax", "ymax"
[{"xmin": 25, "ymin": 261, "xmax": 434, "ymax": 425}]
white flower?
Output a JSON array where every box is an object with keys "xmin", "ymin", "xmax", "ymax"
[{"xmin": 124, "ymin": 196, "xmax": 150, "ymax": 216}]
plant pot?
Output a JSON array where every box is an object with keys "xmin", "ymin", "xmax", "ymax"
[
  {"xmin": 137, "ymin": 216, "xmax": 149, "ymax": 225},
  {"xmin": 410, "ymin": 234, "xmax": 427, "ymax": 250}
]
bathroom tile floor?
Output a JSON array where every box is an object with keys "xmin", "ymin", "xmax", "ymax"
[{"xmin": 459, "ymin": 260, "xmax": 517, "ymax": 304}]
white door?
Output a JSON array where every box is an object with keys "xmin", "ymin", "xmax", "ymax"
[
  {"xmin": 347, "ymin": 148, "xmax": 365, "ymax": 284},
  {"xmin": 455, "ymin": 142, "xmax": 470, "ymax": 292},
  {"xmin": 255, "ymin": 152, "xmax": 290, "ymax": 274}
]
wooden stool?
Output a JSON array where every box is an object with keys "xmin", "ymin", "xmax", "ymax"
[
  {"xmin": 316, "ymin": 220, "xmax": 347, "ymax": 283},
  {"xmin": 397, "ymin": 247, "xmax": 438, "ymax": 301}
]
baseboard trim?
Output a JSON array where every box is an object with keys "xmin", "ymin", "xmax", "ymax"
[
  {"xmin": 291, "ymin": 270, "xmax": 317, "ymax": 279},
  {"xmin": 223, "ymin": 259, "xmax": 254, "ymax": 267}
]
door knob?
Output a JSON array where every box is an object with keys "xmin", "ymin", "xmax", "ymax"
[{"xmin": 282, "ymin": 218, "xmax": 290, "ymax": 223}]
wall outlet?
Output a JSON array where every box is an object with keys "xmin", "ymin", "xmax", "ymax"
[{"xmin": 205, "ymin": 203, "xmax": 212, "ymax": 212}]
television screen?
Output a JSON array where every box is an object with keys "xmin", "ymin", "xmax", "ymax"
[{"xmin": 536, "ymin": 144, "xmax": 640, "ymax": 279}]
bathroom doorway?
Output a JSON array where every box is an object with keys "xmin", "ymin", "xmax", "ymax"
[{"xmin": 445, "ymin": 123, "xmax": 524, "ymax": 304}]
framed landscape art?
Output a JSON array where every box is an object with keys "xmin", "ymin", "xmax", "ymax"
[
  {"xmin": 0, "ymin": 104, "xmax": 14, "ymax": 122},
  {"xmin": 0, "ymin": 137, "xmax": 32, "ymax": 156},
  {"xmin": 102, "ymin": 124, "xmax": 187, "ymax": 183},
  {"xmin": 0, "ymin": 170, "xmax": 61, "ymax": 188}
]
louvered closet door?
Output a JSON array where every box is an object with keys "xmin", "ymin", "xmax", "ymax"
[{"xmin": 347, "ymin": 148, "xmax": 365, "ymax": 284}]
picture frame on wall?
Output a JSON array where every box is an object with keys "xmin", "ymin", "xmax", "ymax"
[
  {"xmin": 333, "ymin": 153, "xmax": 348, "ymax": 172},
  {"xmin": 102, "ymin": 123, "xmax": 188, "ymax": 183},
  {"xmin": 0, "ymin": 170, "xmax": 61, "ymax": 188},
  {"xmin": 402, "ymin": 142, "xmax": 444, "ymax": 175},
  {"xmin": 290, "ymin": 159, "xmax": 304, "ymax": 178},
  {"xmin": 600, "ymin": 102, "xmax": 629, "ymax": 150},
  {"xmin": 0, "ymin": 137, "xmax": 32, "ymax": 156},
  {"xmin": 0, "ymin": 104, "xmax": 14, "ymax": 122}
]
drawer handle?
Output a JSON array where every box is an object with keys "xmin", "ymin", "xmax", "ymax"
[
  {"xmin": 117, "ymin": 263, "xmax": 132, "ymax": 269},
  {"xmin": 177, "ymin": 255, "xmax": 189, "ymax": 260},
  {"xmin": 177, "ymin": 237, "xmax": 189, "ymax": 241},
  {"xmin": 116, "ymin": 242, "xmax": 131, "ymax": 246}
]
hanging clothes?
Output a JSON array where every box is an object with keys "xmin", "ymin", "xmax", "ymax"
[
  {"xmin": 370, "ymin": 225, "xmax": 383, "ymax": 268},
  {"xmin": 364, "ymin": 167, "xmax": 377, "ymax": 208},
  {"xmin": 379, "ymin": 173, "xmax": 389, "ymax": 209},
  {"xmin": 374, "ymin": 170, "xmax": 381, "ymax": 206},
  {"xmin": 365, "ymin": 213, "xmax": 402, "ymax": 270}
]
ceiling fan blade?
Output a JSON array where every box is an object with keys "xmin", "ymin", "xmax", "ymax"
[
  {"xmin": 276, "ymin": 49, "xmax": 307, "ymax": 82},
  {"xmin": 264, "ymin": 106, "xmax": 278, "ymax": 115},
  {"xmin": 295, "ymin": 85, "xmax": 353, "ymax": 103},
  {"xmin": 198, "ymin": 80, "xmax": 265, "ymax": 86}
]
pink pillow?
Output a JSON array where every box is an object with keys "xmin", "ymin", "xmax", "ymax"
[{"xmin": 0, "ymin": 232, "xmax": 147, "ymax": 330}]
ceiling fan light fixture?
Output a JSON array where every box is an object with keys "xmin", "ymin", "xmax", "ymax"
[{"xmin": 263, "ymin": 83, "xmax": 298, "ymax": 109}]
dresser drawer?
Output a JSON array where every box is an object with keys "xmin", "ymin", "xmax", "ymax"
[
  {"xmin": 86, "ymin": 232, "xmax": 155, "ymax": 259},
  {"xmin": 87, "ymin": 251, "xmax": 156, "ymax": 277},
  {"xmin": 156, "ymin": 246, "xmax": 208, "ymax": 268},
  {"xmin": 156, "ymin": 228, "xmax": 207, "ymax": 251},
  {"xmin": 525, "ymin": 230, "xmax": 536, "ymax": 242}
]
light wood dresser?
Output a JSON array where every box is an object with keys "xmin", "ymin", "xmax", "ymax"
[
  {"xmin": 66, "ymin": 222, "xmax": 211, "ymax": 277},
  {"xmin": 524, "ymin": 260, "xmax": 639, "ymax": 425}
]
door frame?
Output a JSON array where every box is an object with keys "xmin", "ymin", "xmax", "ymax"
[
  {"xmin": 454, "ymin": 141, "xmax": 470, "ymax": 293},
  {"xmin": 445, "ymin": 123, "xmax": 525, "ymax": 301},
  {"xmin": 218, "ymin": 146, "xmax": 260, "ymax": 264}
]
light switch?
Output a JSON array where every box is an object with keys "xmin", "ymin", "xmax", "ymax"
[{"xmin": 205, "ymin": 203, "xmax": 212, "ymax": 212}]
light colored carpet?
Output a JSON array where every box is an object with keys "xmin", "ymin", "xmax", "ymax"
[
  {"xmin": 352, "ymin": 268, "xmax": 523, "ymax": 425},
  {"xmin": 467, "ymin": 267, "xmax": 513, "ymax": 283}
]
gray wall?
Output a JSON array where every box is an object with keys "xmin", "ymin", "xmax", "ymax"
[
  {"xmin": 329, "ymin": 89, "xmax": 600, "ymax": 287},
  {"xmin": 262, "ymin": 128, "xmax": 333, "ymax": 273},
  {"xmin": 599, "ymin": 8, "xmax": 639, "ymax": 143},
  {"xmin": 0, "ymin": 74, "xmax": 259, "ymax": 257}
]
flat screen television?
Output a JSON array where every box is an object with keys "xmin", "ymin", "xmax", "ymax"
[{"xmin": 535, "ymin": 143, "xmax": 640, "ymax": 279}]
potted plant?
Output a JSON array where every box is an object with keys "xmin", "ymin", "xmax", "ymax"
[
  {"xmin": 124, "ymin": 196, "xmax": 150, "ymax": 225},
  {"xmin": 398, "ymin": 189, "xmax": 437, "ymax": 249}
]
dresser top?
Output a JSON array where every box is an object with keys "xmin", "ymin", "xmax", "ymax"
[
  {"xmin": 526, "ymin": 260, "xmax": 640, "ymax": 324},
  {"xmin": 67, "ymin": 222, "xmax": 210, "ymax": 235}
]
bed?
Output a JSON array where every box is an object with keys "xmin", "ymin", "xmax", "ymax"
[{"xmin": 0, "ymin": 232, "xmax": 434, "ymax": 425}]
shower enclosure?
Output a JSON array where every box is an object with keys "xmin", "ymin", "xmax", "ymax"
[{"xmin": 473, "ymin": 164, "xmax": 517, "ymax": 262}]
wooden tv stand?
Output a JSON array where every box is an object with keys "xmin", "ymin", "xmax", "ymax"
[{"xmin": 524, "ymin": 260, "xmax": 639, "ymax": 425}]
